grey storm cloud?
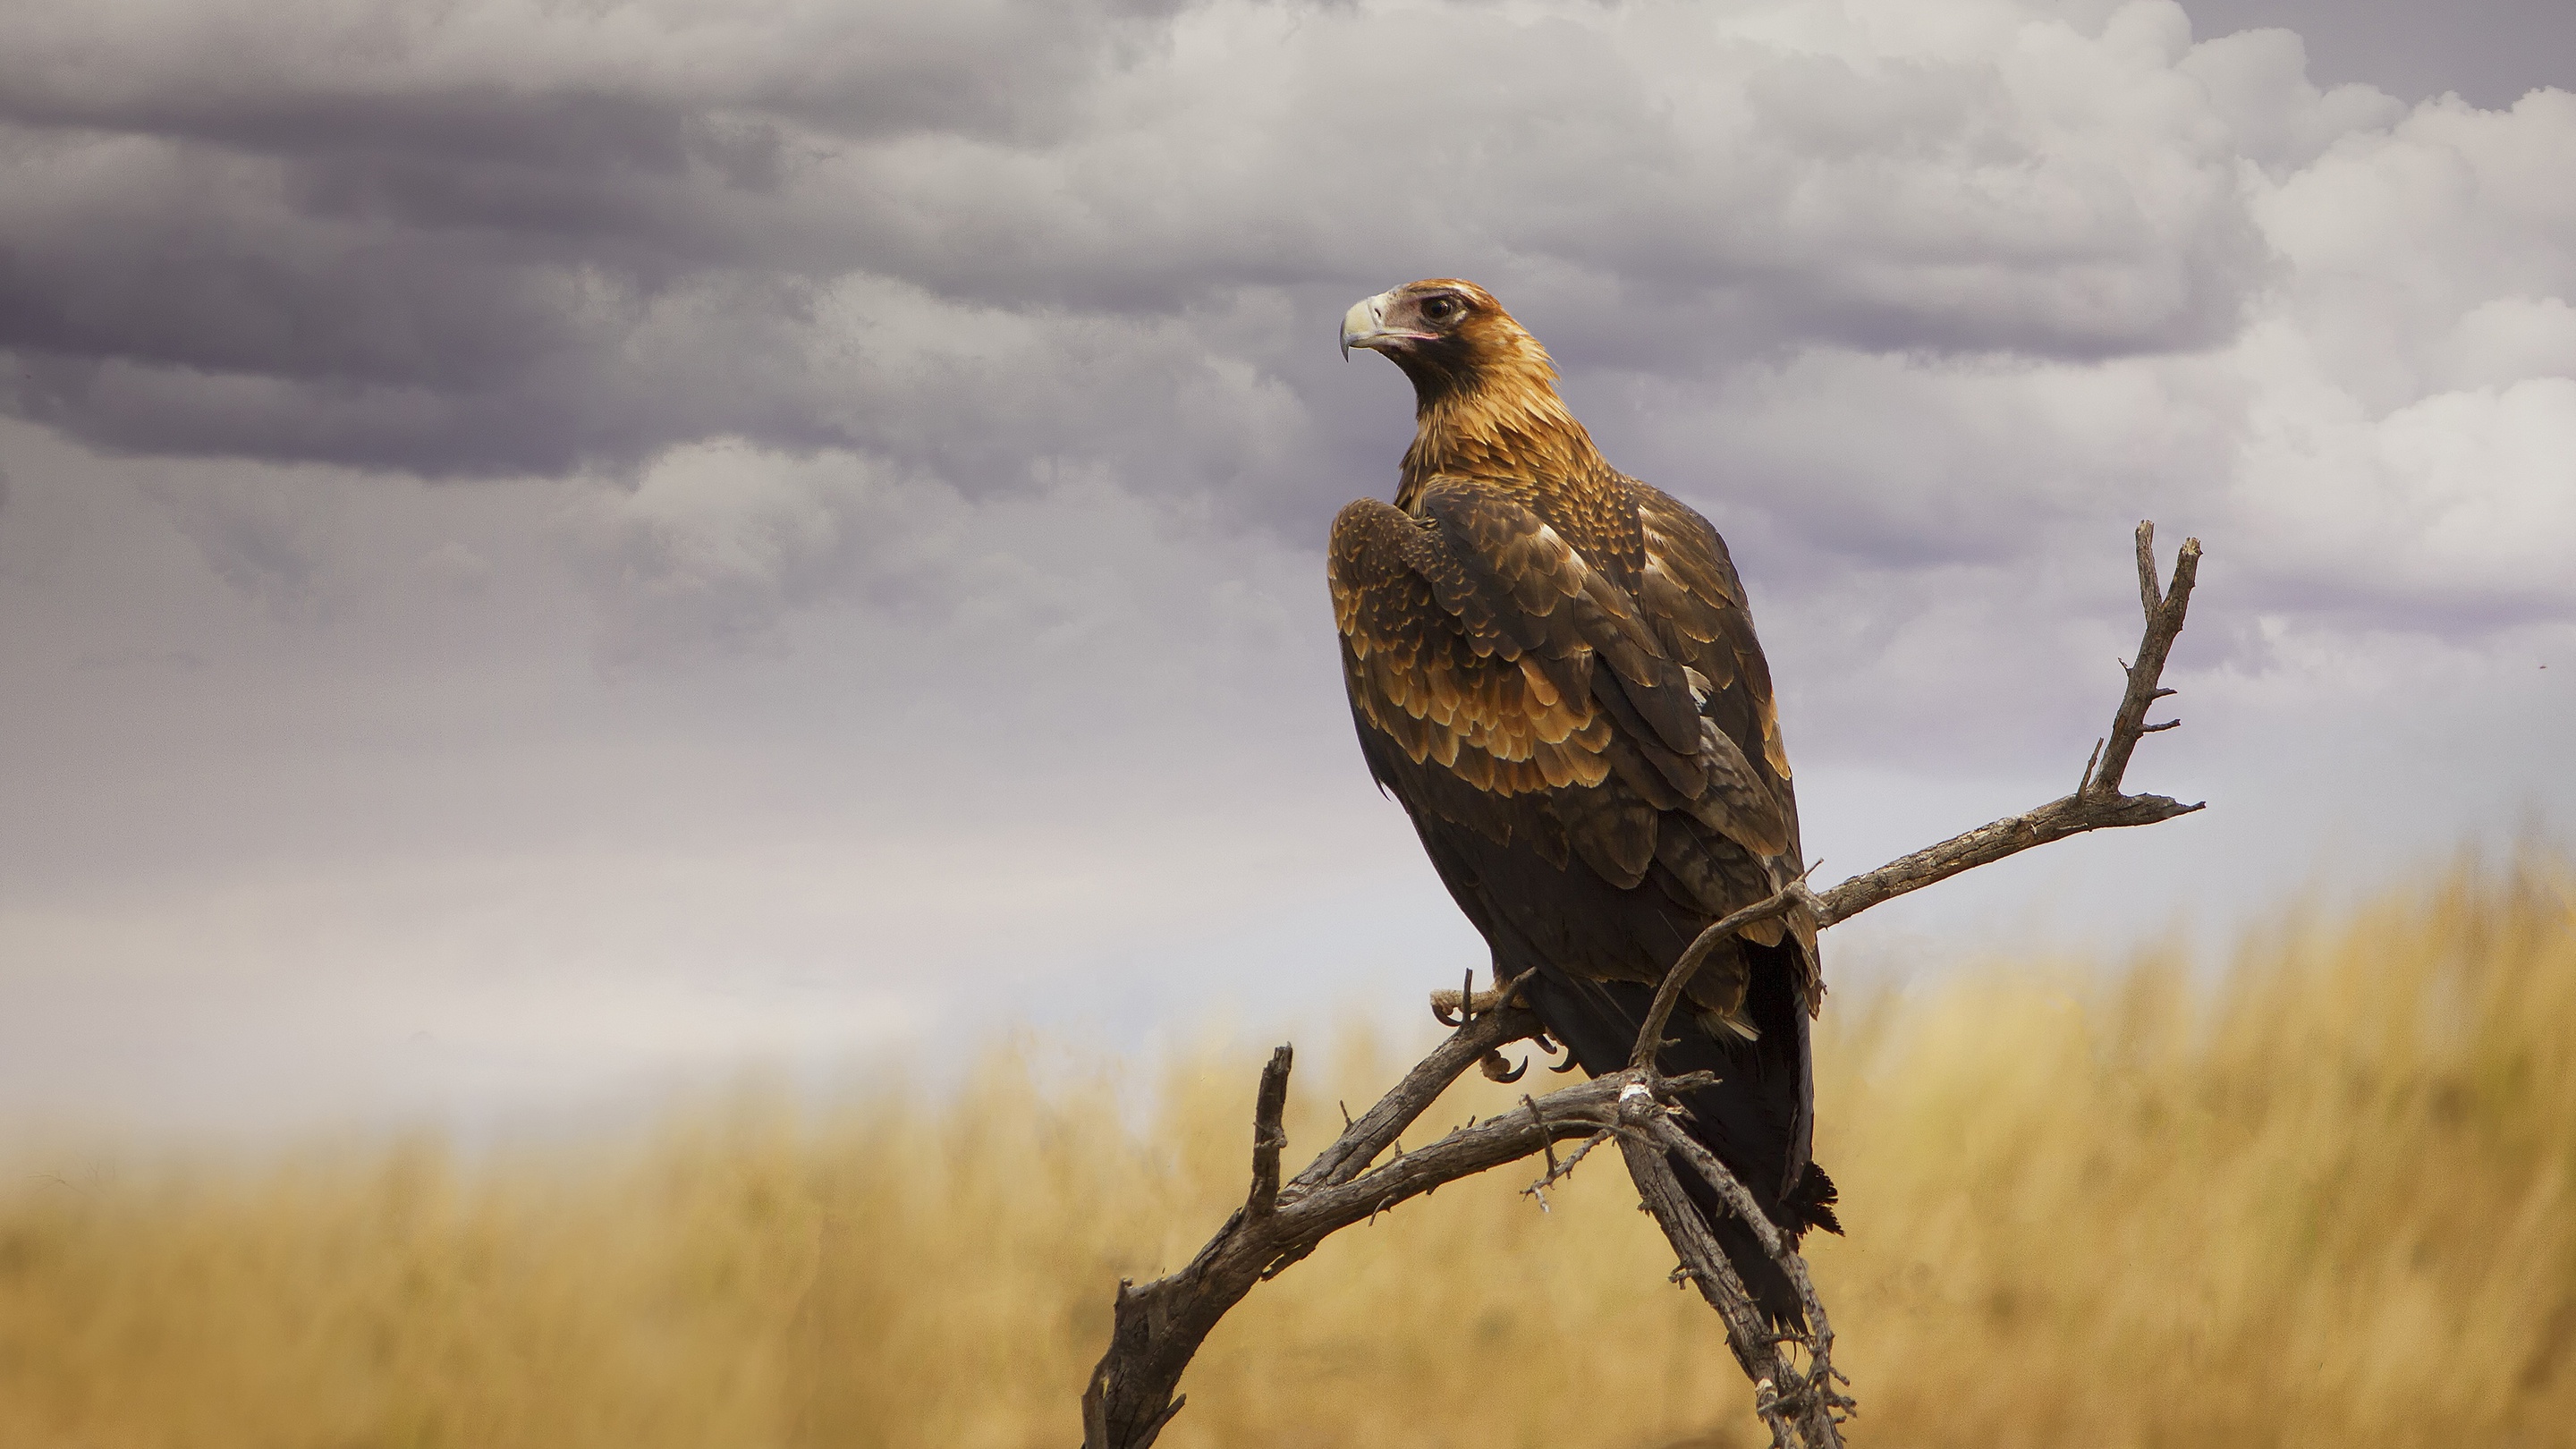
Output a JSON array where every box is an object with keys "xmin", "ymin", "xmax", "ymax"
[
  {"xmin": 3, "ymin": 0, "xmax": 2283, "ymax": 491},
  {"xmin": 2183, "ymin": 0, "xmax": 2576, "ymax": 110},
  {"xmin": 1, "ymin": 0, "xmax": 2571, "ymax": 654}
]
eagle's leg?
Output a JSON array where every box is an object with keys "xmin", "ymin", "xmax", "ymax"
[{"xmin": 1427, "ymin": 967, "xmax": 1528, "ymax": 1025}]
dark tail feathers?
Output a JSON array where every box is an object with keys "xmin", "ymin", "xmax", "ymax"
[{"xmin": 1674, "ymin": 1153, "xmax": 1839, "ymax": 1327}]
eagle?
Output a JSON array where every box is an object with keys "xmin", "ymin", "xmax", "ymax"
[{"xmin": 1330, "ymin": 278, "xmax": 1837, "ymax": 1324}]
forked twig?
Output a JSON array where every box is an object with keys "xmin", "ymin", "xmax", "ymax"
[
  {"xmin": 1520, "ymin": 1092, "xmax": 1616, "ymax": 1213},
  {"xmin": 1805, "ymin": 521, "xmax": 2204, "ymax": 928}
]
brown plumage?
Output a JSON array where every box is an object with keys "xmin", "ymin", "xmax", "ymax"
[{"xmin": 1331, "ymin": 279, "xmax": 1836, "ymax": 1324}]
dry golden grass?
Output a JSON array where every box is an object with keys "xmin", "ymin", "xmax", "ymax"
[{"xmin": 4, "ymin": 858, "xmax": 2574, "ymax": 1449}]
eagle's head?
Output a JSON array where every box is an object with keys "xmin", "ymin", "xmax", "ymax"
[{"xmin": 1340, "ymin": 278, "xmax": 1558, "ymax": 407}]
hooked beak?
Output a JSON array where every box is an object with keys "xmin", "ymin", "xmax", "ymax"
[{"xmin": 1340, "ymin": 291, "xmax": 1434, "ymax": 360}]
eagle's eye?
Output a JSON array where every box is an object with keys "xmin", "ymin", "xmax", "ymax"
[{"xmin": 1419, "ymin": 294, "xmax": 1463, "ymax": 323}]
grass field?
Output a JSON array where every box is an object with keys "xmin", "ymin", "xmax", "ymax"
[{"xmin": 4, "ymin": 857, "xmax": 2573, "ymax": 1449}]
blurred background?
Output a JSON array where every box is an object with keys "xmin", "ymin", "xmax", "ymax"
[
  {"xmin": 2, "ymin": 0, "xmax": 2572, "ymax": 1441},
  {"xmin": 6, "ymin": 861, "xmax": 2570, "ymax": 1446}
]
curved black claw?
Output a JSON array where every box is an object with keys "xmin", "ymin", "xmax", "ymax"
[
  {"xmin": 1480, "ymin": 1050, "xmax": 1529, "ymax": 1083},
  {"xmin": 1548, "ymin": 1049, "xmax": 1584, "ymax": 1073}
]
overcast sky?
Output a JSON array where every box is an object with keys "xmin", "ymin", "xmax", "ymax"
[{"xmin": 3, "ymin": 0, "xmax": 2571, "ymax": 1140}]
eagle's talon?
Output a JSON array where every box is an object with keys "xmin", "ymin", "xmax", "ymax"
[{"xmin": 1479, "ymin": 1050, "xmax": 1528, "ymax": 1083}]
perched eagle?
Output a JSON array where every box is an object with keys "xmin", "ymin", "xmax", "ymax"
[{"xmin": 1330, "ymin": 279, "xmax": 1837, "ymax": 1324}]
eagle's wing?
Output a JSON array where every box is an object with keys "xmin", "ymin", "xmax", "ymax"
[
  {"xmin": 1631, "ymin": 482, "xmax": 1821, "ymax": 997},
  {"xmin": 1329, "ymin": 474, "xmax": 1801, "ymax": 1017},
  {"xmin": 1633, "ymin": 483, "xmax": 1793, "ymax": 801}
]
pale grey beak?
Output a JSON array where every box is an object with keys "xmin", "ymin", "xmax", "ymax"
[{"xmin": 1339, "ymin": 291, "xmax": 1432, "ymax": 360}]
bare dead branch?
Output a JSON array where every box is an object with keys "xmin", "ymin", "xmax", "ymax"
[
  {"xmin": 1080, "ymin": 524, "xmax": 2207, "ymax": 1449},
  {"xmin": 1804, "ymin": 521, "xmax": 2204, "ymax": 929},
  {"xmin": 1079, "ymin": 1019, "xmax": 1716, "ymax": 1449},
  {"xmin": 1807, "ymin": 787, "xmax": 2200, "ymax": 928}
]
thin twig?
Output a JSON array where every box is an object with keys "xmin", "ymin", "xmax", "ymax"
[
  {"xmin": 2091, "ymin": 521, "xmax": 2201, "ymax": 800},
  {"xmin": 1244, "ymin": 1046, "xmax": 1292, "ymax": 1217},
  {"xmin": 1528, "ymin": 1095, "xmax": 1556, "ymax": 1179},
  {"xmin": 2135, "ymin": 518, "xmax": 2165, "ymax": 619},
  {"xmin": 1631, "ymin": 861, "xmax": 1820, "ymax": 1072},
  {"xmin": 1519, "ymin": 1089, "xmax": 1622, "ymax": 1213}
]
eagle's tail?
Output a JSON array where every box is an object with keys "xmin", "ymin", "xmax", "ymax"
[
  {"xmin": 1672, "ymin": 1156, "xmax": 1839, "ymax": 1327},
  {"xmin": 1516, "ymin": 957, "xmax": 1837, "ymax": 1329}
]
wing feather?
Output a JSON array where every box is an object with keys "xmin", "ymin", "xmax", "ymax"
[
  {"xmin": 1332, "ymin": 476, "xmax": 1802, "ymax": 947},
  {"xmin": 1634, "ymin": 485, "xmax": 1797, "ymax": 811}
]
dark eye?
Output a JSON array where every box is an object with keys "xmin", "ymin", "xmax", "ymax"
[{"xmin": 1420, "ymin": 295, "xmax": 1462, "ymax": 323}]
